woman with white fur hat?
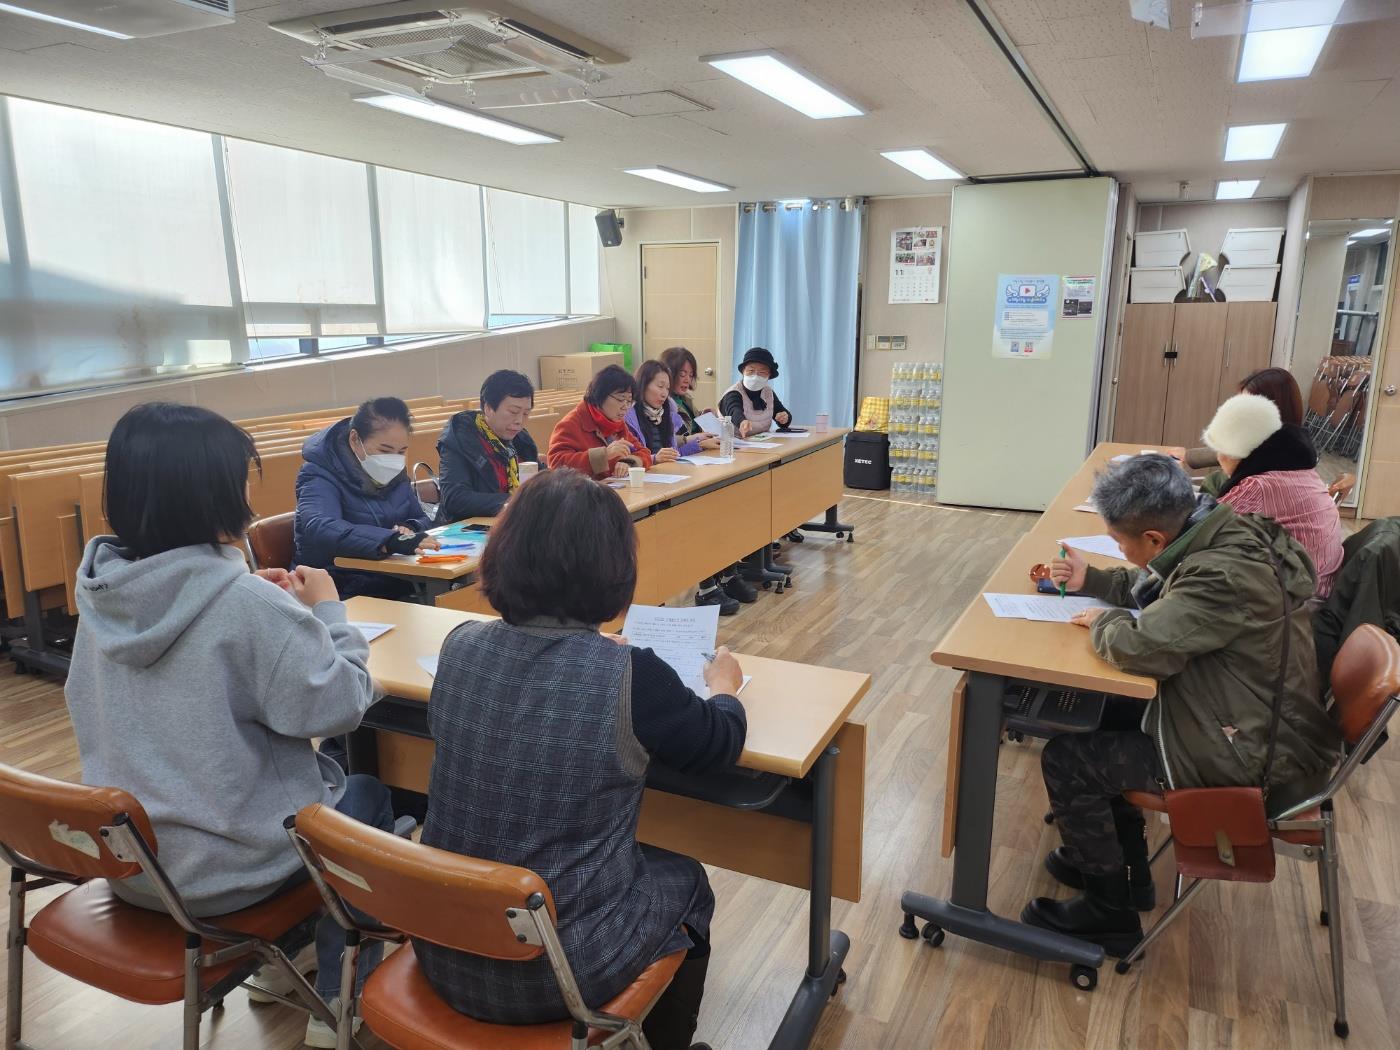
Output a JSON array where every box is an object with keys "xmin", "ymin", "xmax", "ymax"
[{"xmin": 1201, "ymin": 393, "xmax": 1344, "ymax": 597}]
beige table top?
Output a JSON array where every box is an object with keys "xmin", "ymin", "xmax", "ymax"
[
  {"xmin": 930, "ymin": 442, "xmax": 1187, "ymax": 700},
  {"xmin": 336, "ymin": 428, "xmax": 847, "ymax": 578},
  {"xmin": 347, "ymin": 595, "xmax": 871, "ymax": 779}
]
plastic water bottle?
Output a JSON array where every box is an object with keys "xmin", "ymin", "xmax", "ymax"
[{"xmin": 720, "ymin": 418, "xmax": 734, "ymax": 458}]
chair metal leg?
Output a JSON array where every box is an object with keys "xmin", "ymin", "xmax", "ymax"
[
  {"xmin": 337, "ymin": 933, "xmax": 360, "ymax": 1050},
  {"xmin": 1173, "ymin": 872, "xmax": 1184, "ymax": 903},
  {"xmin": 1316, "ymin": 853, "xmax": 1330, "ymax": 926},
  {"xmin": 1321, "ymin": 808, "xmax": 1349, "ymax": 1038},
  {"xmin": 1116, "ymin": 878, "xmax": 1207, "ymax": 973},
  {"xmin": 183, "ymin": 935, "xmax": 202, "ymax": 1050},
  {"xmin": 1148, "ymin": 834, "xmax": 1173, "ymax": 867},
  {"xmin": 6, "ymin": 871, "xmax": 25, "ymax": 1050}
]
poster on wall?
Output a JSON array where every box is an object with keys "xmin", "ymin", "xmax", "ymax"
[
  {"xmin": 889, "ymin": 226, "xmax": 943, "ymax": 304},
  {"xmin": 993, "ymin": 274, "xmax": 1058, "ymax": 359},
  {"xmin": 1061, "ymin": 275, "xmax": 1097, "ymax": 318}
]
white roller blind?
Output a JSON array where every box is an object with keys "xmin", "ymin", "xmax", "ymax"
[
  {"xmin": 569, "ymin": 203, "xmax": 601, "ymax": 315},
  {"xmin": 377, "ymin": 166, "xmax": 485, "ymax": 333},
  {"xmin": 2, "ymin": 97, "xmax": 240, "ymax": 395},
  {"xmin": 485, "ymin": 188, "xmax": 566, "ymax": 315},
  {"xmin": 224, "ymin": 138, "xmax": 375, "ymax": 326}
]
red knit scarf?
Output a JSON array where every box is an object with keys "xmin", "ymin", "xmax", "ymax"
[{"xmin": 585, "ymin": 401, "xmax": 627, "ymax": 439}]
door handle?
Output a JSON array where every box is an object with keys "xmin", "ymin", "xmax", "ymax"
[
  {"xmin": 1164, "ymin": 342, "xmax": 1179, "ymax": 361},
  {"xmin": 1386, "ymin": 385, "xmax": 1397, "ymax": 396},
  {"xmin": 704, "ymin": 367, "xmax": 714, "ymax": 377},
  {"xmin": 1161, "ymin": 343, "xmax": 1170, "ymax": 366},
  {"xmin": 1223, "ymin": 340, "xmax": 1231, "ymax": 368}
]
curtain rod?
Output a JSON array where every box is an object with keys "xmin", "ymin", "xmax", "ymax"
[{"xmin": 740, "ymin": 196, "xmax": 867, "ymax": 213}]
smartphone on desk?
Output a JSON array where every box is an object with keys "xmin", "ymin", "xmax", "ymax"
[{"xmin": 1036, "ymin": 578, "xmax": 1059, "ymax": 595}]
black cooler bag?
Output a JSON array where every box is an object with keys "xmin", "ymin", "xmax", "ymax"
[{"xmin": 843, "ymin": 431, "xmax": 890, "ymax": 490}]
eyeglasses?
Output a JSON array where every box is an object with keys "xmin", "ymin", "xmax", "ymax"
[{"xmin": 608, "ymin": 392, "xmax": 635, "ymax": 406}]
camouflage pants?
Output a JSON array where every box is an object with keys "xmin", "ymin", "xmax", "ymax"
[{"xmin": 1041, "ymin": 729, "xmax": 1163, "ymax": 876}]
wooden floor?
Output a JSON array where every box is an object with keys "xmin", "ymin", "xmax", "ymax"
[{"xmin": 4, "ymin": 493, "xmax": 1399, "ymax": 1049}]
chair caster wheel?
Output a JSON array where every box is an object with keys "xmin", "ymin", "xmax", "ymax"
[
  {"xmin": 845, "ymin": 533, "xmax": 854, "ymax": 543},
  {"xmin": 830, "ymin": 968, "xmax": 847, "ymax": 997},
  {"xmin": 784, "ymin": 575, "xmax": 793, "ymax": 587},
  {"xmin": 1335, "ymin": 1020, "xmax": 1349, "ymax": 1039},
  {"xmin": 212, "ymin": 997, "xmax": 225, "ymax": 1011},
  {"xmin": 13, "ymin": 660, "xmax": 28, "ymax": 675},
  {"xmin": 1070, "ymin": 964, "xmax": 1098, "ymax": 991},
  {"xmin": 1320, "ymin": 909, "xmax": 1330, "ymax": 927},
  {"xmin": 1007, "ymin": 730, "xmax": 1024, "ymax": 743},
  {"xmin": 1043, "ymin": 811, "xmax": 1055, "ymax": 825},
  {"xmin": 775, "ymin": 585, "xmax": 784, "ymax": 594},
  {"xmin": 898, "ymin": 913, "xmax": 919, "ymax": 939},
  {"xmin": 835, "ymin": 531, "xmax": 844, "ymax": 539},
  {"xmin": 1114, "ymin": 960, "xmax": 1131, "ymax": 975},
  {"xmin": 762, "ymin": 581, "xmax": 772, "ymax": 590},
  {"xmin": 922, "ymin": 924, "xmax": 945, "ymax": 947}
]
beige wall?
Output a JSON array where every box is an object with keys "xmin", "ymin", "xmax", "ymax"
[
  {"xmin": 857, "ymin": 194, "xmax": 952, "ymax": 402},
  {"xmin": 600, "ymin": 205, "xmax": 737, "ymax": 366},
  {"xmin": 1274, "ymin": 179, "xmax": 1310, "ymax": 365},
  {"xmin": 0, "ymin": 316, "xmax": 615, "ymax": 449}
]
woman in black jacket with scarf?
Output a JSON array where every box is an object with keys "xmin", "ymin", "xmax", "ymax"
[{"xmin": 435, "ymin": 370, "xmax": 539, "ymax": 522}]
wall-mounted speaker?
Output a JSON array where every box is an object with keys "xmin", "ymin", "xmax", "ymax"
[{"xmin": 595, "ymin": 208, "xmax": 624, "ymax": 248}]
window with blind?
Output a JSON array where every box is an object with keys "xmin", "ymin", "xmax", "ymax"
[{"xmin": 0, "ymin": 94, "xmax": 604, "ymax": 400}]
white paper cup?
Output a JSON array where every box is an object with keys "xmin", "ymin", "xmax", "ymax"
[
  {"xmin": 518, "ymin": 461, "xmax": 539, "ymax": 480},
  {"xmin": 815, "ymin": 413, "xmax": 830, "ymax": 434},
  {"xmin": 628, "ymin": 466, "xmax": 645, "ymax": 489}
]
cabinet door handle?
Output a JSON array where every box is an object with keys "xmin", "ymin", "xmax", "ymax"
[
  {"xmin": 1164, "ymin": 342, "xmax": 1179, "ymax": 361},
  {"xmin": 1223, "ymin": 340, "xmax": 1231, "ymax": 368},
  {"xmin": 1162, "ymin": 343, "xmax": 1170, "ymax": 366}
]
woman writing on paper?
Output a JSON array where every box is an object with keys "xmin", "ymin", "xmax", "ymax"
[
  {"xmin": 547, "ymin": 365, "xmax": 653, "ymax": 480},
  {"xmin": 718, "ymin": 347, "xmax": 792, "ymax": 438},
  {"xmin": 416, "ymin": 468, "xmax": 747, "ymax": 1050}
]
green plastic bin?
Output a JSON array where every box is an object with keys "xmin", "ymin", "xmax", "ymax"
[{"xmin": 589, "ymin": 342, "xmax": 633, "ymax": 370}]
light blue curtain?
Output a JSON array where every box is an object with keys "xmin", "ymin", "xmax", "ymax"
[{"xmin": 733, "ymin": 201, "xmax": 863, "ymax": 427}]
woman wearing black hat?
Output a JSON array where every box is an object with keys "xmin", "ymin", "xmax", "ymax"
[{"xmin": 719, "ymin": 347, "xmax": 792, "ymax": 438}]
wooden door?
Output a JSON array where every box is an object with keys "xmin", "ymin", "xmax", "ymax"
[
  {"xmin": 1361, "ymin": 318, "xmax": 1400, "ymax": 518},
  {"xmin": 640, "ymin": 243, "xmax": 721, "ymax": 408},
  {"xmin": 1112, "ymin": 304, "xmax": 1175, "ymax": 445},
  {"xmin": 1162, "ymin": 304, "xmax": 1228, "ymax": 449},
  {"xmin": 1218, "ymin": 301, "xmax": 1277, "ymax": 402}
]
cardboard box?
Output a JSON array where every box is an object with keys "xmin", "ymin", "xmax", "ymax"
[{"xmin": 539, "ymin": 352, "xmax": 624, "ymax": 391}]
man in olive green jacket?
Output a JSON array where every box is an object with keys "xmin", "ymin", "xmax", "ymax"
[{"xmin": 1025, "ymin": 454, "xmax": 1340, "ymax": 955}]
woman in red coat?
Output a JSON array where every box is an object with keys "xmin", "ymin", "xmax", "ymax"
[{"xmin": 548, "ymin": 365, "xmax": 653, "ymax": 479}]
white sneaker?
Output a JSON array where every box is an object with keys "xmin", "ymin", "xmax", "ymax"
[
  {"xmin": 304, "ymin": 999, "xmax": 362, "ymax": 1049},
  {"xmin": 245, "ymin": 943, "xmax": 317, "ymax": 1004}
]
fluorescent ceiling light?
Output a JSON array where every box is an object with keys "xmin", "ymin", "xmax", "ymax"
[
  {"xmin": 1238, "ymin": 0, "xmax": 1343, "ymax": 81},
  {"xmin": 703, "ymin": 52, "xmax": 862, "ymax": 119},
  {"xmin": 355, "ymin": 94, "xmax": 559, "ymax": 145},
  {"xmin": 0, "ymin": 1, "xmax": 132, "ymax": 38},
  {"xmin": 1351, "ymin": 227, "xmax": 1389, "ymax": 237},
  {"xmin": 624, "ymin": 166, "xmax": 731, "ymax": 193},
  {"xmin": 1224, "ymin": 123, "xmax": 1286, "ymax": 161},
  {"xmin": 1216, "ymin": 179, "xmax": 1260, "ymax": 200},
  {"xmin": 320, "ymin": 64, "xmax": 420, "ymax": 98},
  {"xmin": 881, "ymin": 148, "xmax": 963, "ymax": 180}
]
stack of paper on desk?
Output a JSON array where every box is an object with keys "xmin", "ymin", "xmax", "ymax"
[
  {"xmin": 1062, "ymin": 534, "xmax": 1129, "ymax": 561},
  {"xmin": 622, "ymin": 604, "xmax": 751, "ymax": 698}
]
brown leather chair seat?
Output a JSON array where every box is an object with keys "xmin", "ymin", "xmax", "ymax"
[
  {"xmin": 1271, "ymin": 805, "xmax": 1324, "ymax": 847},
  {"xmin": 359, "ymin": 945, "xmax": 685, "ymax": 1050},
  {"xmin": 247, "ymin": 511, "xmax": 296, "ymax": 571},
  {"xmin": 1122, "ymin": 789, "xmax": 1167, "ymax": 813},
  {"xmin": 26, "ymin": 879, "xmax": 322, "ymax": 1005}
]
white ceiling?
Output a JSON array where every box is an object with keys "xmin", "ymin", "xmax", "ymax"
[{"xmin": 0, "ymin": 0, "xmax": 1397, "ymax": 207}]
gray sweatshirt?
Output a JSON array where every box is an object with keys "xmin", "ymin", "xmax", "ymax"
[{"xmin": 65, "ymin": 537, "xmax": 379, "ymax": 916}]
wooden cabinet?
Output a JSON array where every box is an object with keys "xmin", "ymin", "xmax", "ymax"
[{"xmin": 1113, "ymin": 301, "xmax": 1276, "ymax": 447}]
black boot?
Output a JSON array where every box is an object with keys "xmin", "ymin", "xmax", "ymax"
[
  {"xmin": 720, "ymin": 571, "xmax": 758, "ymax": 604},
  {"xmin": 1044, "ymin": 845, "xmax": 1156, "ymax": 911},
  {"xmin": 1021, "ymin": 868, "xmax": 1144, "ymax": 958},
  {"xmin": 695, "ymin": 584, "xmax": 739, "ymax": 617},
  {"xmin": 642, "ymin": 952, "xmax": 709, "ymax": 1050}
]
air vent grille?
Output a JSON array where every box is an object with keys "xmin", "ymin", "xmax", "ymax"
[{"xmin": 351, "ymin": 25, "xmax": 536, "ymax": 81}]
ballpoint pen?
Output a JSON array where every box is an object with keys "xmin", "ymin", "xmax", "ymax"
[{"xmin": 1058, "ymin": 546, "xmax": 1068, "ymax": 599}]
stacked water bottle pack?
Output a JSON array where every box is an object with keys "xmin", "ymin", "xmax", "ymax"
[{"xmin": 888, "ymin": 362, "xmax": 942, "ymax": 499}]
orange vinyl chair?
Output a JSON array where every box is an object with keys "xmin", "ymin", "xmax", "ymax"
[
  {"xmin": 1115, "ymin": 624, "xmax": 1400, "ymax": 1039},
  {"xmin": 0, "ymin": 763, "xmax": 337, "ymax": 1050},
  {"xmin": 246, "ymin": 511, "xmax": 296, "ymax": 571},
  {"xmin": 286, "ymin": 803, "xmax": 686, "ymax": 1050}
]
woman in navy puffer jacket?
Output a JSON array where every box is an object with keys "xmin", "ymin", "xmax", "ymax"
[{"xmin": 294, "ymin": 397, "xmax": 437, "ymax": 599}]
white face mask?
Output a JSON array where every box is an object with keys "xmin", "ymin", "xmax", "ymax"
[
  {"xmin": 742, "ymin": 373, "xmax": 769, "ymax": 392},
  {"xmin": 352, "ymin": 433, "xmax": 406, "ymax": 485}
]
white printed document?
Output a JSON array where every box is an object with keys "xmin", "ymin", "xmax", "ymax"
[
  {"xmin": 642, "ymin": 473, "xmax": 688, "ymax": 484},
  {"xmin": 417, "ymin": 655, "xmax": 438, "ymax": 678},
  {"xmin": 982, "ymin": 593, "xmax": 1141, "ymax": 623},
  {"xmin": 349, "ymin": 622, "xmax": 394, "ymax": 643},
  {"xmin": 1073, "ymin": 500, "xmax": 1097, "ymax": 513},
  {"xmin": 621, "ymin": 604, "xmax": 750, "ymax": 699},
  {"xmin": 697, "ymin": 414, "xmax": 725, "ymax": 436},
  {"xmin": 684, "ymin": 455, "xmax": 736, "ymax": 466},
  {"xmin": 1061, "ymin": 534, "xmax": 1129, "ymax": 561}
]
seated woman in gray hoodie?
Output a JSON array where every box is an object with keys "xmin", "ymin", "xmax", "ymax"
[{"xmin": 66, "ymin": 402, "xmax": 395, "ymax": 1049}]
